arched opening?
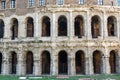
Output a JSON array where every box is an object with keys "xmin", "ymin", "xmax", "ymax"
[
  {"xmin": 107, "ymin": 16, "xmax": 117, "ymax": 36},
  {"xmin": 93, "ymin": 50, "xmax": 101, "ymax": 74},
  {"xmin": 26, "ymin": 17, "xmax": 34, "ymax": 37},
  {"xmin": 26, "ymin": 51, "xmax": 33, "ymax": 74},
  {"xmin": 58, "ymin": 51, "xmax": 68, "ymax": 74},
  {"xmin": 58, "ymin": 16, "xmax": 67, "ymax": 36},
  {"xmin": 10, "ymin": 52, "xmax": 17, "ymax": 74},
  {"xmin": 11, "ymin": 18, "xmax": 18, "ymax": 40},
  {"xmin": 74, "ymin": 16, "xmax": 84, "ymax": 38},
  {"xmin": 0, "ymin": 19, "xmax": 4, "ymax": 39},
  {"xmin": 91, "ymin": 16, "xmax": 100, "ymax": 38},
  {"xmin": 109, "ymin": 50, "xmax": 117, "ymax": 73},
  {"xmin": 42, "ymin": 16, "xmax": 50, "ymax": 37},
  {"xmin": 75, "ymin": 50, "xmax": 85, "ymax": 74},
  {"xmin": 41, "ymin": 51, "xmax": 51, "ymax": 74},
  {"xmin": 0, "ymin": 53, "xmax": 2, "ymax": 74}
]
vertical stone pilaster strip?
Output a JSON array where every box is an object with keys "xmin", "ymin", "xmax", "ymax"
[
  {"xmin": 116, "ymin": 16, "xmax": 119, "ymax": 39},
  {"xmin": 85, "ymin": 56, "xmax": 89, "ymax": 75},
  {"xmin": 69, "ymin": 10, "xmax": 74, "ymax": 40},
  {"xmin": 87, "ymin": 11, "xmax": 92, "ymax": 39},
  {"xmin": 33, "ymin": 49, "xmax": 40, "ymax": 76},
  {"xmin": 2, "ymin": 51, "xmax": 9, "ymax": 75},
  {"xmin": 51, "ymin": 12, "xmax": 56, "ymax": 41},
  {"xmin": 115, "ymin": 50, "xmax": 120, "ymax": 74},
  {"xmin": 101, "ymin": 12, "xmax": 104, "ymax": 39},
  {"xmin": 101, "ymin": 54, "xmax": 105, "ymax": 74},
  {"xmin": 34, "ymin": 12, "xmax": 39, "ymax": 38},
  {"xmin": 17, "ymin": 50, "xmax": 26, "ymax": 76},
  {"xmin": 4, "ymin": 18, "xmax": 11, "ymax": 39},
  {"xmin": 19, "ymin": 19, "xmax": 26, "ymax": 38},
  {"xmin": 103, "ymin": 11, "xmax": 108, "ymax": 39},
  {"xmin": 104, "ymin": 56, "xmax": 110, "ymax": 74},
  {"xmin": 117, "ymin": 56, "xmax": 120, "ymax": 73},
  {"xmin": 84, "ymin": 12, "xmax": 87, "ymax": 39},
  {"xmin": 68, "ymin": 52, "xmax": 75, "ymax": 75},
  {"xmin": 103, "ymin": 48, "xmax": 110, "ymax": 74},
  {"xmin": 86, "ymin": 48, "xmax": 93, "ymax": 75},
  {"xmin": 51, "ymin": 49, "xmax": 58, "ymax": 75}
]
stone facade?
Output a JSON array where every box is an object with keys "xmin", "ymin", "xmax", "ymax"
[{"xmin": 0, "ymin": 0, "xmax": 119, "ymax": 76}]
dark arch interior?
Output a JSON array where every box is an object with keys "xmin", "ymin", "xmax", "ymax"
[
  {"xmin": 75, "ymin": 51, "xmax": 85, "ymax": 74},
  {"xmin": 27, "ymin": 18, "xmax": 34, "ymax": 37},
  {"xmin": 42, "ymin": 17, "xmax": 50, "ymax": 37},
  {"xmin": 26, "ymin": 51, "xmax": 33, "ymax": 74},
  {"xmin": 91, "ymin": 16, "xmax": 100, "ymax": 38},
  {"xmin": 58, "ymin": 16, "xmax": 67, "ymax": 36},
  {"xmin": 93, "ymin": 51, "xmax": 101, "ymax": 74},
  {"xmin": 74, "ymin": 16, "xmax": 84, "ymax": 38},
  {"xmin": 0, "ymin": 20, "xmax": 4, "ymax": 39},
  {"xmin": 11, "ymin": 19, "xmax": 18, "ymax": 40},
  {"xmin": 42, "ymin": 51, "xmax": 50, "ymax": 74},
  {"xmin": 58, "ymin": 51, "xmax": 68, "ymax": 74},
  {"xmin": 11, "ymin": 52, "xmax": 17, "ymax": 74},
  {"xmin": 107, "ymin": 16, "xmax": 116, "ymax": 36},
  {"xmin": 109, "ymin": 51, "xmax": 116, "ymax": 73}
]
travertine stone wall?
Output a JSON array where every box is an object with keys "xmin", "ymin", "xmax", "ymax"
[{"xmin": 0, "ymin": 3, "xmax": 120, "ymax": 76}]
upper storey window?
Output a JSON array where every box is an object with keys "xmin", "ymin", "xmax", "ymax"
[
  {"xmin": 78, "ymin": 0, "xmax": 84, "ymax": 5},
  {"xmin": 29, "ymin": 0, "xmax": 34, "ymax": 7},
  {"xmin": 11, "ymin": 0, "xmax": 15, "ymax": 8},
  {"xmin": 98, "ymin": 0, "xmax": 103, "ymax": 5},
  {"xmin": 39, "ymin": 0, "xmax": 45, "ymax": 6},
  {"xmin": 118, "ymin": 0, "xmax": 120, "ymax": 6},
  {"xmin": 58, "ymin": 0, "xmax": 63, "ymax": 5},
  {"xmin": 1, "ymin": 0, "xmax": 5, "ymax": 9}
]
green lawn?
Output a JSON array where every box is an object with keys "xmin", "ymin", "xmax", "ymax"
[
  {"xmin": 0, "ymin": 74, "xmax": 120, "ymax": 80},
  {"xmin": 0, "ymin": 75, "xmax": 18, "ymax": 80}
]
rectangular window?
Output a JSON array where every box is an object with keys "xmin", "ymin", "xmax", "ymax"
[
  {"xmin": 39, "ymin": 0, "xmax": 45, "ymax": 6},
  {"xmin": 118, "ymin": 0, "xmax": 120, "ymax": 6},
  {"xmin": 58, "ymin": 0, "xmax": 63, "ymax": 5},
  {"xmin": 1, "ymin": 1, "xmax": 5, "ymax": 9},
  {"xmin": 78, "ymin": 0, "xmax": 84, "ymax": 5},
  {"xmin": 98, "ymin": 0, "xmax": 103, "ymax": 5},
  {"xmin": 11, "ymin": 0, "xmax": 15, "ymax": 8},
  {"xmin": 29, "ymin": 0, "xmax": 34, "ymax": 7}
]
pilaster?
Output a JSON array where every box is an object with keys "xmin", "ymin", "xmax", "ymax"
[
  {"xmin": 34, "ymin": 12, "xmax": 39, "ymax": 38},
  {"xmin": 17, "ymin": 51, "xmax": 26, "ymax": 75},
  {"xmin": 86, "ymin": 48, "xmax": 93, "ymax": 75},
  {"xmin": 51, "ymin": 12, "xmax": 56, "ymax": 41},
  {"xmin": 103, "ymin": 56, "xmax": 110, "ymax": 74},
  {"xmin": 2, "ymin": 51, "xmax": 9, "ymax": 75},
  {"xmin": 116, "ymin": 54, "xmax": 120, "ymax": 73},
  {"xmin": 4, "ymin": 18, "xmax": 11, "ymax": 39},
  {"xmin": 103, "ymin": 47, "xmax": 110, "ymax": 74},
  {"xmin": 18, "ymin": 19, "xmax": 26, "ymax": 38},
  {"xmin": 33, "ymin": 49, "xmax": 41, "ymax": 76},
  {"xmin": 51, "ymin": 49, "xmax": 58, "ymax": 75},
  {"xmin": 87, "ymin": 11, "xmax": 92, "ymax": 39},
  {"xmin": 68, "ymin": 52, "xmax": 75, "ymax": 75},
  {"xmin": 69, "ymin": 11, "xmax": 74, "ymax": 40},
  {"xmin": 103, "ymin": 11, "xmax": 108, "ymax": 39}
]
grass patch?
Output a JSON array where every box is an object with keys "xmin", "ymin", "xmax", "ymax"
[
  {"xmin": 0, "ymin": 75, "xmax": 18, "ymax": 80},
  {"xmin": 0, "ymin": 74, "xmax": 120, "ymax": 80},
  {"xmin": 28, "ymin": 74, "xmax": 120, "ymax": 80}
]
